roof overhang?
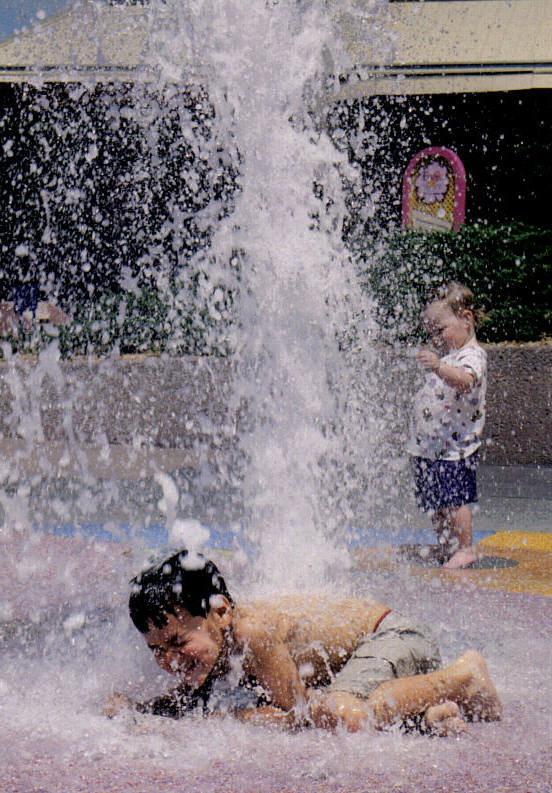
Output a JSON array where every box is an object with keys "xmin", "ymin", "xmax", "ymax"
[
  {"xmin": 0, "ymin": 0, "xmax": 155, "ymax": 85},
  {"xmin": 335, "ymin": 0, "xmax": 552, "ymax": 97},
  {"xmin": 0, "ymin": 0, "xmax": 551, "ymax": 95}
]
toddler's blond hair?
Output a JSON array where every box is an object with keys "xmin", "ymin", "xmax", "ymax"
[{"xmin": 427, "ymin": 281, "xmax": 484, "ymax": 328}]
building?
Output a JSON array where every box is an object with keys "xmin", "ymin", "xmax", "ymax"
[
  {"xmin": 0, "ymin": 1, "xmax": 550, "ymax": 299},
  {"xmin": 1, "ymin": 1, "xmax": 550, "ymax": 94}
]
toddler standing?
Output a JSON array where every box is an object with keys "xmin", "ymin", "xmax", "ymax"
[{"xmin": 406, "ymin": 282, "xmax": 487, "ymax": 569}]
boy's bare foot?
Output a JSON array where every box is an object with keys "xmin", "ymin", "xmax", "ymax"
[
  {"xmin": 444, "ymin": 546, "xmax": 477, "ymax": 569},
  {"xmin": 453, "ymin": 650, "xmax": 503, "ymax": 721},
  {"xmin": 424, "ymin": 701, "xmax": 466, "ymax": 736}
]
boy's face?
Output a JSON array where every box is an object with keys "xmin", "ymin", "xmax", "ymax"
[
  {"xmin": 423, "ymin": 302, "xmax": 471, "ymax": 353},
  {"xmin": 144, "ymin": 603, "xmax": 229, "ymax": 689}
]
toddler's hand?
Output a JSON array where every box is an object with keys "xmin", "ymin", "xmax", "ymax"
[{"xmin": 416, "ymin": 349, "xmax": 440, "ymax": 372}]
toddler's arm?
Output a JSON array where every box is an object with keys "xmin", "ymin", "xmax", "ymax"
[{"xmin": 416, "ymin": 349, "xmax": 475, "ymax": 393}]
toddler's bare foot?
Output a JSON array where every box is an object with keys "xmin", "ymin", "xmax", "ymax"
[
  {"xmin": 454, "ymin": 650, "xmax": 503, "ymax": 721},
  {"xmin": 424, "ymin": 701, "xmax": 466, "ymax": 736},
  {"xmin": 444, "ymin": 546, "xmax": 477, "ymax": 569}
]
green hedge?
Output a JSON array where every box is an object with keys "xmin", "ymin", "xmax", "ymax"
[
  {"xmin": 358, "ymin": 223, "xmax": 552, "ymax": 343},
  {"xmin": 3, "ymin": 222, "xmax": 550, "ymax": 358},
  {"xmin": 3, "ymin": 278, "xmax": 237, "ymax": 359}
]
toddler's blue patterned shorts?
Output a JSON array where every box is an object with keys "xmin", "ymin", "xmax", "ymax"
[{"xmin": 413, "ymin": 452, "xmax": 478, "ymax": 512}]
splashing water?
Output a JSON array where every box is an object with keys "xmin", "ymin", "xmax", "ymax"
[
  {"xmin": 0, "ymin": 0, "xmax": 394, "ymax": 655},
  {"xmin": 2, "ymin": 3, "xmax": 550, "ymax": 792},
  {"xmin": 145, "ymin": 0, "xmax": 389, "ymax": 589}
]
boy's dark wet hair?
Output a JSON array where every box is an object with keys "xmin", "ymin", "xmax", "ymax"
[{"xmin": 129, "ymin": 549, "xmax": 234, "ymax": 634}]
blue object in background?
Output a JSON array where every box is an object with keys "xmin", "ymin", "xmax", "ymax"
[
  {"xmin": 13, "ymin": 284, "xmax": 39, "ymax": 318},
  {"xmin": 0, "ymin": 0, "xmax": 70, "ymax": 42}
]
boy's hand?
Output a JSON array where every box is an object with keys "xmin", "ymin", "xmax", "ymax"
[
  {"xmin": 104, "ymin": 692, "xmax": 133, "ymax": 718},
  {"xmin": 309, "ymin": 690, "xmax": 370, "ymax": 733},
  {"xmin": 234, "ymin": 705, "xmax": 307, "ymax": 730}
]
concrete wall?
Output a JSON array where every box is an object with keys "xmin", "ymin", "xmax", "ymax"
[
  {"xmin": 0, "ymin": 354, "xmax": 238, "ymax": 479},
  {"xmin": 0, "ymin": 344, "xmax": 549, "ymax": 469},
  {"xmin": 483, "ymin": 343, "xmax": 552, "ymax": 465}
]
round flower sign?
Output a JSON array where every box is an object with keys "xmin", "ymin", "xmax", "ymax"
[
  {"xmin": 402, "ymin": 147, "xmax": 466, "ymax": 232},
  {"xmin": 414, "ymin": 161, "xmax": 450, "ymax": 204}
]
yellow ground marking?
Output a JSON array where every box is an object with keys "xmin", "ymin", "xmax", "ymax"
[
  {"xmin": 352, "ymin": 531, "xmax": 552, "ymax": 597},
  {"xmin": 478, "ymin": 531, "xmax": 552, "ymax": 553}
]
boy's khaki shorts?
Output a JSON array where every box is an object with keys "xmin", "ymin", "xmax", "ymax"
[{"xmin": 328, "ymin": 611, "xmax": 442, "ymax": 699}]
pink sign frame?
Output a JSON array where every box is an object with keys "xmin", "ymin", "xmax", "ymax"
[{"xmin": 402, "ymin": 147, "xmax": 466, "ymax": 232}]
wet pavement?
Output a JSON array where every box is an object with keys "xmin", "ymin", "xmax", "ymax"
[
  {"xmin": 1, "ymin": 463, "xmax": 551, "ymax": 793},
  {"xmin": 1, "ymin": 556, "xmax": 550, "ymax": 793},
  {"xmin": 400, "ymin": 463, "xmax": 552, "ymax": 534},
  {"xmin": 1, "ymin": 463, "xmax": 550, "ymax": 624},
  {"xmin": 477, "ymin": 464, "xmax": 552, "ymax": 532}
]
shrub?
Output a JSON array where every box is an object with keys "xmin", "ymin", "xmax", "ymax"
[
  {"xmin": 358, "ymin": 223, "xmax": 552, "ymax": 343},
  {"xmin": 2, "ymin": 274, "xmax": 238, "ymax": 359}
]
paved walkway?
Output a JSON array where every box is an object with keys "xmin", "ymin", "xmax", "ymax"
[
  {"xmin": 478, "ymin": 464, "xmax": 552, "ymax": 531},
  {"xmin": 1, "ymin": 463, "xmax": 550, "ymax": 793},
  {"xmin": 2, "ymin": 437, "xmax": 550, "ymax": 533},
  {"xmin": 2, "ymin": 464, "xmax": 549, "ymax": 628},
  {"xmin": 400, "ymin": 464, "xmax": 552, "ymax": 534}
]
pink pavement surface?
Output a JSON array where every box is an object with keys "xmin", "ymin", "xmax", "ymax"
[
  {"xmin": 0, "ymin": 532, "xmax": 136, "ymax": 622},
  {"xmin": 1, "ymin": 534, "xmax": 551, "ymax": 793},
  {"xmin": 2, "ymin": 725, "xmax": 551, "ymax": 793}
]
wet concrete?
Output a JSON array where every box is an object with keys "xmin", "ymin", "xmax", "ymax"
[
  {"xmin": 1, "ymin": 527, "xmax": 551, "ymax": 793},
  {"xmin": 1, "ymin": 453, "xmax": 550, "ymax": 793},
  {"xmin": 392, "ymin": 464, "xmax": 552, "ymax": 536}
]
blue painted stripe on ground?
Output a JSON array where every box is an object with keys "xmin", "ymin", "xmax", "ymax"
[
  {"xmin": 32, "ymin": 522, "xmax": 498, "ymax": 550},
  {"xmin": 346, "ymin": 527, "xmax": 496, "ymax": 549}
]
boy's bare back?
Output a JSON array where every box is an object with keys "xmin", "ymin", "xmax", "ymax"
[{"xmin": 232, "ymin": 595, "xmax": 389, "ymax": 703}]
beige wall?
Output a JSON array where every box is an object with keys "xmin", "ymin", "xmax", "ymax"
[{"xmin": 0, "ymin": 345, "xmax": 549, "ymax": 471}]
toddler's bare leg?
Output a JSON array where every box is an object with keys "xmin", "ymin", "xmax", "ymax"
[
  {"xmin": 431, "ymin": 508, "xmax": 455, "ymax": 562},
  {"xmin": 443, "ymin": 505, "xmax": 476, "ymax": 568},
  {"xmin": 432, "ymin": 506, "xmax": 476, "ymax": 568}
]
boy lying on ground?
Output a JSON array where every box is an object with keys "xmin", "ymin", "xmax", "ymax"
[{"xmin": 106, "ymin": 548, "xmax": 502, "ymax": 735}]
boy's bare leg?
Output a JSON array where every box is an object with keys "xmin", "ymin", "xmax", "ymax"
[
  {"xmin": 431, "ymin": 510, "xmax": 451, "ymax": 563},
  {"xmin": 366, "ymin": 649, "xmax": 501, "ymax": 729},
  {"xmin": 310, "ymin": 650, "xmax": 501, "ymax": 734}
]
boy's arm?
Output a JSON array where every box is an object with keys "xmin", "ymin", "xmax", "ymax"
[
  {"xmin": 105, "ymin": 687, "xmax": 201, "ymax": 719},
  {"xmin": 240, "ymin": 624, "xmax": 308, "ymax": 714},
  {"xmin": 416, "ymin": 350, "xmax": 475, "ymax": 393}
]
